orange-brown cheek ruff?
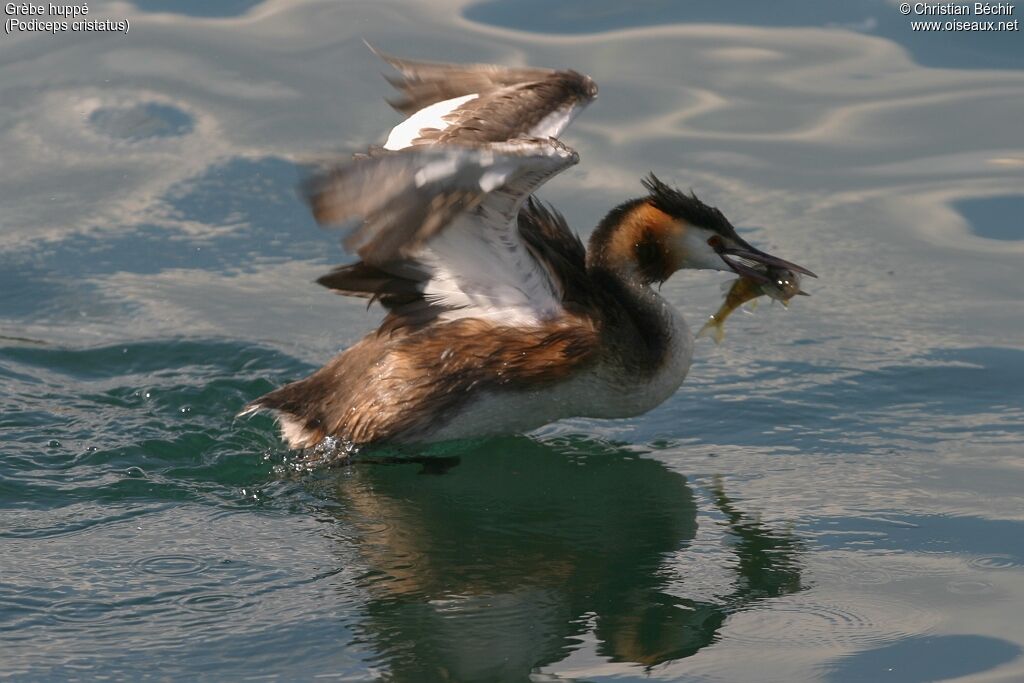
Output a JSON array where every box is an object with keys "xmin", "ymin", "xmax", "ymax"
[{"xmin": 595, "ymin": 202, "xmax": 686, "ymax": 285}]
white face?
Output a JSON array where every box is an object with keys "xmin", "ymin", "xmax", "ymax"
[{"xmin": 677, "ymin": 226, "xmax": 732, "ymax": 272}]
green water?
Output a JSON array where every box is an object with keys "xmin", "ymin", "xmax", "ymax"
[{"xmin": 2, "ymin": 0, "xmax": 1024, "ymax": 681}]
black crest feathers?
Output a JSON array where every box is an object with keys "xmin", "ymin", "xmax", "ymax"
[{"xmin": 641, "ymin": 174, "xmax": 736, "ymax": 238}]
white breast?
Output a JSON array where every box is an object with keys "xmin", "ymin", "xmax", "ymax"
[
  {"xmin": 581, "ymin": 298, "xmax": 694, "ymax": 419},
  {"xmin": 422, "ymin": 298, "xmax": 694, "ymax": 442}
]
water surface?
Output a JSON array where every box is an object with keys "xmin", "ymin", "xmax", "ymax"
[{"xmin": 2, "ymin": 0, "xmax": 1024, "ymax": 680}]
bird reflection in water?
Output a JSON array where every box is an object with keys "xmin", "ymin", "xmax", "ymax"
[{"xmin": 313, "ymin": 438, "xmax": 803, "ymax": 680}]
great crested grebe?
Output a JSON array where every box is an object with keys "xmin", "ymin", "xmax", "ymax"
[{"xmin": 242, "ymin": 49, "xmax": 815, "ymax": 449}]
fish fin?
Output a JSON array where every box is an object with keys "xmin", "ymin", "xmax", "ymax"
[{"xmin": 697, "ymin": 319, "xmax": 725, "ymax": 345}]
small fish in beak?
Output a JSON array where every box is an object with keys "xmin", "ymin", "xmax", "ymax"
[
  {"xmin": 714, "ymin": 236, "xmax": 817, "ymax": 284},
  {"xmin": 698, "ymin": 266, "xmax": 809, "ymax": 344}
]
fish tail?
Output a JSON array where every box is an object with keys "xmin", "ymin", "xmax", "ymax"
[{"xmin": 697, "ymin": 319, "xmax": 725, "ymax": 345}]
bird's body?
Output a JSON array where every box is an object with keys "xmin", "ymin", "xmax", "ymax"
[
  {"xmin": 259, "ymin": 261, "xmax": 695, "ymax": 447},
  {"xmin": 424, "ymin": 305, "xmax": 694, "ymax": 443},
  {"xmin": 243, "ymin": 50, "xmax": 813, "ymax": 450}
]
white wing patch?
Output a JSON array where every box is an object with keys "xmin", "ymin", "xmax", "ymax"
[
  {"xmin": 419, "ymin": 208, "xmax": 564, "ymax": 326},
  {"xmin": 413, "ymin": 157, "xmax": 460, "ymax": 187},
  {"xmin": 310, "ymin": 89, "xmax": 582, "ymax": 328},
  {"xmin": 528, "ymin": 104, "xmax": 581, "ymax": 140},
  {"xmin": 383, "ymin": 94, "xmax": 478, "ymax": 151},
  {"xmin": 408, "ymin": 142, "xmax": 576, "ymax": 327}
]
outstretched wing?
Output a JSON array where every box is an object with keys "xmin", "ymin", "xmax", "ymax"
[
  {"xmin": 305, "ymin": 50, "xmax": 598, "ymax": 332},
  {"xmin": 371, "ymin": 47, "xmax": 597, "ymax": 150},
  {"xmin": 306, "ymin": 137, "xmax": 581, "ymax": 330},
  {"xmin": 245, "ymin": 53, "xmax": 603, "ymax": 445}
]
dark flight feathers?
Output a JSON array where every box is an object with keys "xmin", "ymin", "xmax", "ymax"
[
  {"xmin": 368, "ymin": 45, "xmax": 597, "ymax": 147},
  {"xmin": 367, "ymin": 44, "xmax": 594, "ymax": 116},
  {"xmin": 316, "ymin": 198, "xmax": 593, "ymax": 334},
  {"xmin": 302, "ymin": 48, "xmax": 593, "ymax": 332}
]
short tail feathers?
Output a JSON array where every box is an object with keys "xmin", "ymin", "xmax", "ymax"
[{"xmin": 238, "ymin": 382, "xmax": 328, "ymax": 450}]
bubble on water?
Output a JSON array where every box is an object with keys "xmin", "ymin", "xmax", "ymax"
[
  {"xmin": 282, "ymin": 436, "xmax": 359, "ymax": 472},
  {"xmin": 240, "ymin": 487, "xmax": 266, "ymax": 503}
]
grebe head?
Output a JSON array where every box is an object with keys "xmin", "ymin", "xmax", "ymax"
[{"xmin": 587, "ymin": 174, "xmax": 816, "ymax": 285}]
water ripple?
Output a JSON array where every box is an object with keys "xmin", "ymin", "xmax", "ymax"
[
  {"xmin": 968, "ymin": 555, "xmax": 1024, "ymax": 571},
  {"xmin": 178, "ymin": 593, "xmax": 252, "ymax": 614},
  {"xmin": 49, "ymin": 599, "xmax": 116, "ymax": 624},
  {"xmin": 131, "ymin": 555, "xmax": 210, "ymax": 577},
  {"xmin": 0, "ymin": 1, "xmax": 1022, "ymax": 680},
  {"xmin": 726, "ymin": 593, "xmax": 939, "ymax": 649}
]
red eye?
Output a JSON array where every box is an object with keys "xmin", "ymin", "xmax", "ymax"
[{"xmin": 707, "ymin": 235, "xmax": 723, "ymax": 249}]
